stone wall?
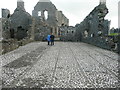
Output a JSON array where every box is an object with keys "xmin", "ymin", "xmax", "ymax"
[
  {"xmin": 118, "ymin": 35, "xmax": 120, "ymax": 54},
  {"xmin": 32, "ymin": 0, "xmax": 69, "ymax": 37},
  {"xmin": 1, "ymin": 0, "xmax": 69, "ymax": 54},
  {"xmin": 1, "ymin": 1, "xmax": 35, "ymax": 54},
  {"xmin": 75, "ymin": 3, "xmax": 111, "ymax": 50},
  {"xmin": 33, "ymin": 17, "xmax": 51, "ymax": 41},
  {"xmin": 56, "ymin": 11, "xmax": 69, "ymax": 26},
  {"xmin": 60, "ymin": 26, "xmax": 76, "ymax": 41},
  {"xmin": 0, "ymin": 18, "xmax": 2, "ymax": 55},
  {"xmin": 2, "ymin": 39, "xmax": 18, "ymax": 54},
  {"xmin": 2, "ymin": 9, "xmax": 10, "ymax": 18},
  {"xmin": 2, "ymin": 18, "xmax": 11, "ymax": 39},
  {"xmin": 10, "ymin": 7, "xmax": 32, "ymax": 40}
]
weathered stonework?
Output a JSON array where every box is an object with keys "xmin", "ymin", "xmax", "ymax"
[
  {"xmin": 108, "ymin": 28, "xmax": 120, "ymax": 52},
  {"xmin": 2, "ymin": 9, "xmax": 10, "ymax": 18},
  {"xmin": 118, "ymin": 35, "xmax": 120, "ymax": 54},
  {"xmin": 10, "ymin": 1, "xmax": 33, "ymax": 40},
  {"xmin": 2, "ymin": 39, "xmax": 19, "ymax": 54},
  {"xmin": 60, "ymin": 26, "xmax": 76, "ymax": 41},
  {"xmin": 1, "ymin": 1, "xmax": 35, "ymax": 54},
  {"xmin": 32, "ymin": 0, "xmax": 69, "ymax": 37},
  {"xmin": 2, "ymin": 0, "xmax": 117, "ymax": 54},
  {"xmin": 2, "ymin": 18, "xmax": 11, "ymax": 39},
  {"xmin": 0, "ymin": 18, "xmax": 2, "ymax": 55},
  {"xmin": 32, "ymin": 16, "xmax": 51, "ymax": 41},
  {"xmin": 75, "ymin": 3, "xmax": 111, "ymax": 50}
]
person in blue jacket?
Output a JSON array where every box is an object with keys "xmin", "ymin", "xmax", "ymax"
[{"xmin": 47, "ymin": 34, "xmax": 51, "ymax": 45}]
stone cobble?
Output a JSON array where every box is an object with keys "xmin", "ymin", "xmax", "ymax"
[
  {"xmin": 77, "ymin": 43, "xmax": 118, "ymax": 75},
  {"xmin": 2, "ymin": 42, "xmax": 48, "ymax": 88},
  {"xmin": 52, "ymin": 43, "xmax": 90, "ymax": 88},
  {"xmin": 69, "ymin": 42, "xmax": 118, "ymax": 88},
  {"xmin": 1, "ymin": 42, "xmax": 46, "ymax": 66},
  {"xmin": 1, "ymin": 42, "xmax": 119, "ymax": 88}
]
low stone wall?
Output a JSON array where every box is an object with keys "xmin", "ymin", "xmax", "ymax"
[
  {"xmin": 2, "ymin": 39, "xmax": 19, "ymax": 54},
  {"xmin": 1, "ymin": 38, "xmax": 33, "ymax": 54},
  {"xmin": 118, "ymin": 35, "xmax": 120, "ymax": 54}
]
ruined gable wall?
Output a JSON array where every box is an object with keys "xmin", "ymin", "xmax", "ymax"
[
  {"xmin": 75, "ymin": 4, "xmax": 111, "ymax": 50},
  {"xmin": 33, "ymin": 1, "xmax": 57, "ymax": 26}
]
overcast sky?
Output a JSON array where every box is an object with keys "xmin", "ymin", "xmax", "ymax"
[{"xmin": 0, "ymin": 0, "xmax": 119, "ymax": 28}]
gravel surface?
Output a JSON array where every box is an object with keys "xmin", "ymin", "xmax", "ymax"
[{"xmin": 1, "ymin": 42, "xmax": 119, "ymax": 88}]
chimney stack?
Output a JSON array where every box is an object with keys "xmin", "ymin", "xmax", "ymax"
[
  {"xmin": 17, "ymin": 0, "xmax": 25, "ymax": 10},
  {"xmin": 100, "ymin": 0, "xmax": 106, "ymax": 5}
]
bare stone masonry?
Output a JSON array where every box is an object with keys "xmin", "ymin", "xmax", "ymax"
[
  {"xmin": 75, "ymin": 2, "xmax": 111, "ymax": 50},
  {"xmin": 1, "ymin": 0, "xmax": 69, "ymax": 54},
  {"xmin": 32, "ymin": 0, "xmax": 69, "ymax": 37},
  {"xmin": 10, "ymin": 1, "xmax": 33, "ymax": 40}
]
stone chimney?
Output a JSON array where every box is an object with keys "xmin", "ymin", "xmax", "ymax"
[
  {"xmin": 100, "ymin": 0, "xmax": 106, "ymax": 5},
  {"xmin": 39, "ymin": 0, "xmax": 51, "ymax": 2},
  {"xmin": 17, "ymin": 0, "xmax": 25, "ymax": 10},
  {"xmin": 2, "ymin": 9, "xmax": 10, "ymax": 18}
]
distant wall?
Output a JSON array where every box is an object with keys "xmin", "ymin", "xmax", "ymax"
[{"xmin": 75, "ymin": 4, "xmax": 111, "ymax": 50}]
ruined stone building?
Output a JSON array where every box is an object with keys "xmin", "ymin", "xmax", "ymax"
[
  {"xmin": 1, "ymin": 15, "xmax": 19, "ymax": 54},
  {"xmin": 0, "ymin": 18, "xmax": 2, "ymax": 54},
  {"xmin": 75, "ymin": 0, "xmax": 111, "ymax": 49},
  {"xmin": 1, "ymin": 0, "xmax": 35, "ymax": 54},
  {"xmin": 2, "ymin": 0, "xmax": 117, "ymax": 53},
  {"xmin": 10, "ymin": 0, "xmax": 34, "ymax": 41},
  {"xmin": 0, "ymin": 19, "xmax": 1, "ymax": 34},
  {"xmin": 32, "ymin": 0, "xmax": 69, "ymax": 37},
  {"xmin": 1, "ymin": 0, "xmax": 69, "ymax": 54},
  {"xmin": 60, "ymin": 26, "xmax": 76, "ymax": 41},
  {"xmin": 1, "ymin": 9, "xmax": 11, "ymax": 39},
  {"xmin": 1, "ymin": 0, "xmax": 69, "ymax": 42},
  {"xmin": 33, "ymin": 18, "xmax": 51, "ymax": 41}
]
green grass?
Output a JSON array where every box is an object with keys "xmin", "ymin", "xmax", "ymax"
[{"xmin": 109, "ymin": 33, "xmax": 120, "ymax": 36}]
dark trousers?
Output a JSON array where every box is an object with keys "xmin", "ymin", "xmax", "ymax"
[
  {"xmin": 51, "ymin": 41, "xmax": 54, "ymax": 45},
  {"xmin": 48, "ymin": 41, "xmax": 50, "ymax": 45}
]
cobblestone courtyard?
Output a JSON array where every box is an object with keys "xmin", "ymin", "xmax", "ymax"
[{"xmin": 1, "ymin": 42, "xmax": 119, "ymax": 88}]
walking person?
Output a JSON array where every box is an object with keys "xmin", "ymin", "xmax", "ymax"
[
  {"xmin": 50, "ymin": 33, "xmax": 55, "ymax": 46},
  {"xmin": 47, "ymin": 34, "xmax": 51, "ymax": 45}
]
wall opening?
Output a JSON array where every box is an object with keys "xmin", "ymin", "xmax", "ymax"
[
  {"xmin": 84, "ymin": 30, "xmax": 88, "ymax": 38},
  {"xmin": 38, "ymin": 11, "xmax": 41, "ymax": 16},
  {"xmin": 44, "ymin": 10, "xmax": 48, "ymax": 20}
]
